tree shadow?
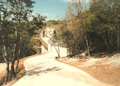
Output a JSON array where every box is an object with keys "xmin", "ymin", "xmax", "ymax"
[{"xmin": 25, "ymin": 66, "xmax": 61, "ymax": 76}]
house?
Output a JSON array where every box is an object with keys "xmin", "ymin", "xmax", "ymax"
[{"xmin": 39, "ymin": 25, "xmax": 56, "ymax": 53}]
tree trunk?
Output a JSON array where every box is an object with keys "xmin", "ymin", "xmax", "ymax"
[
  {"xmin": 0, "ymin": 7, "xmax": 10, "ymax": 83},
  {"xmin": 47, "ymin": 37, "xmax": 61, "ymax": 58},
  {"xmin": 15, "ymin": 58, "xmax": 19, "ymax": 73},
  {"xmin": 10, "ymin": 44, "xmax": 17, "ymax": 80},
  {"xmin": 3, "ymin": 45, "xmax": 9, "ymax": 83},
  {"xmin": 15, "ymin": 48, "xmax": 20, "ymax": 72},
  {"xmin": 0, "ymin": 10, "xmax": 2, "ymax": 55},
  {"xmin": 58, "ymin": 43, "xmax": 60, "ymax": 58},
  {"xmin": 117, "ymin": 26, "xmax": 120, "ymax": 52},
  {"xmin": 6, "ymin": 61, "xmax": 9, "ymax": 83},
  {"xmin": 54, "ymin": 44, "xmax": 60, "ymax": 58},
  {"xmin": 84, "ymin": 33, "xmax": 90, "ymax": 57},
  {"xmin": 11, "ymin": 60, "xmax": 16, "ymax": 79},
  {"xmin": 10, "ymin": 27, "xmax": 19, "ymax": 80}
]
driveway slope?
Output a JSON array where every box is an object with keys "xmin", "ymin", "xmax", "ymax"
[{"xmin": 13, "ymin": 49, "xmax": 111, "ymax": 86}]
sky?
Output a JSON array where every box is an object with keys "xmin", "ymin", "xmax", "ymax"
[{"xmin": 32, "ymin": 0, "xmax": 90, "ymax": 21}]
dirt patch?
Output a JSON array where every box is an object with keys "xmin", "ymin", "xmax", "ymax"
[
  {"xmin": 57, "ymin": 54, "xmax": 120, "ymax": 86},
  {"xmin": 0, "ymin": 54, "xmax": 43, "ymax": 86}
]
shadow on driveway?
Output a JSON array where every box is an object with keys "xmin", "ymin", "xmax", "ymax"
[{"xmin": 25, "ymin": 66, "xmax": 61, "ymax": 76}]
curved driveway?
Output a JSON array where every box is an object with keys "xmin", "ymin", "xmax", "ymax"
[
  {"xmin": 13, "ymin": 47, "xmax": 110, "ymax": 86},
  {"xmin": 13, "ymin": 37, "xmax": 110, "ymax": 86}
]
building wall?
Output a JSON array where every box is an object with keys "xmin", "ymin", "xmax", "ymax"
[{"xmin": 40, "ymin": 26, "xmax": 56, "ymax": 53}]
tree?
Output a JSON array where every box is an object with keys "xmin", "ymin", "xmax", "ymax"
[
  {"xmin": 48, "ymin": 20, "xmax": 59, "ymax": 25},
  {"xmin": 0, "ymin": 0, "xmax": 11, "ymax": 82},
  {"xmin": 61, "ymin": 0, "xmax": 90, "ymax": 56},
  {"xmin": 0, "ymin": 0, "xmax": 46, "ymax": 84},
  {"xmin": 54, "ymin": 0, "xmax": 120, "ymax": 58},
  {"xmin": 27, "ymin": 14, "xmax": 46, "ymax": 36},
  {"xmin": 8, "ymin": 0, "xmax": 35, "ymax": 80},
  {"xmin": 0, "ymin": 0, "xmax": 36, "ymax": 83},
  {"xmin": 52, "ymin": 27, "xmax": 62, "ymax": 58},
  {"xmin": 89, "ymin": 0, "xmax": 120, "ymax": 52}
]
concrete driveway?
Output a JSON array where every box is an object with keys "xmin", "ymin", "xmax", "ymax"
[{"xmin": 13, "ymin": 46, "xmax": 110, "ymax": 86}]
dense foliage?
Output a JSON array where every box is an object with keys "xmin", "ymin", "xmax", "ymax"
[
  {"xmin": 0, "ymin": 0, "xmax": 45, "ymax": 84},
  {"xmin": 53, "ymin": 0, "xmax": 120, "ymax": 57}
]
